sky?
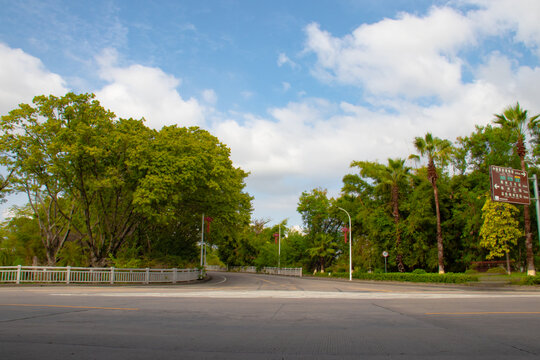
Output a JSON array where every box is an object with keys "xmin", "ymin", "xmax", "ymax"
[{"xmin": 1, "ymin": 0, "xmax": 539, "ymax": 227}]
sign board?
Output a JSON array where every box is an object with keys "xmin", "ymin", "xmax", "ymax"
[
  {"xmin": 489, "ymin": 165, "xmax": 530, "ymax": 205},
  {"xmin": 382, "ymin": 251, "xmax": 389, "ymax": 258}
]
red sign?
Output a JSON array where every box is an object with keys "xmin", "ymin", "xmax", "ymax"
[
  {"xmin": 489, "ymin": 166, "xmax": 530, "ymax": 205},
  {"xmin": 342, "ymin": 227, "xmax": 349, "ymax": 243}
]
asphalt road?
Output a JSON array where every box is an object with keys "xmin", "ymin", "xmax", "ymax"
[{"xmin": 1, "ymin": 272, "xmax": 540, "ymax": 359}]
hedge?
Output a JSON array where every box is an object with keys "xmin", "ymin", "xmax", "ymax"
[
  {"xmin": 353, "ymin": 272, "xmax": 478, "ymax": 283},
  {"xmin": 519, "ymin": 275, "xmax": 540, "ymax": 285},
  {"xmin": 313, "ymin": 271, "xmax": 478, "ymax": 283}
]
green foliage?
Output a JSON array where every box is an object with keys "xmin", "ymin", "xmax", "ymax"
[
  {"xmin": 0, "ymin": 249, "xmax": 15, "ymax": 266},
  {"xmin": 519, "ymin": 276, "xmax": 540, "ymax": 285},
  {"xmin": 0, "ymin": 92, "xmax": 252, "ymax": 268},
  {"xmin": 297, "ymin": 188, "xmax": 342, "ymax": 272},
  {"xmin": 56, "ymin": 241, "xmax": 90, "ymax": 267},
  {"xmin": 312, "ymin": 271, "xmax": 478, "ymax": 283},
  {"xmin": 486, "ymin": 267, "xmax": 507, "ymax": 274},
  {"xmin": 0, "ymin": 211, "xmax": 44, "ymax": 265},
  {"xmin": 353, "ymin": 272, "xmax": 478, "ymax": 283},
  {"xmin": 479, "ymin": 197, "xmax": 522, "ymax": 259}
]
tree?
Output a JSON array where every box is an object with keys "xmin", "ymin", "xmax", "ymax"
[
  {"xmin": 411, "ymin": 133, "xmax": 452, "ymax": 273},
  {"xmin": 493, "ymin": 102, "xmax": 539, "ymax": 275},
  {"xmin": 297, "ymin": 188, "xmax": 341, "ymax": 272},
  {"xmin": 0, "ymin": 94, "xmax": 84, "ymax": 265},
  {"xmin": 480, "ymin": 196, "xmax": 522, "ymax": 274},
  {"xmin": 351, "ymin": 159, "xmax": 411, "ymax": 272}
]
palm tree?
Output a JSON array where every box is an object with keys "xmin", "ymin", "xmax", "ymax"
[
  {"xmin": 493, "ymin": 102, "xmax": 539, "ymax": 276},
  {"xmin": 352, "ymin": 158, "xmax": 411, "ymax": 272},
  {"xmin": 410, "ymin": 133, "xmax": 452, "ymax": 274},
  {"xmin": 383, "ymin": 159, "xmax": 411, "ymax": 272},
  {"xmin": 307, "ymin": 233, "xmax": 336, "ymax": 273}
]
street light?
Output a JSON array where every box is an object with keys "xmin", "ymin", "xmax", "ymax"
[{"xmin": 338, "ymin": 207, "xmax": 353, "ymax": 281}]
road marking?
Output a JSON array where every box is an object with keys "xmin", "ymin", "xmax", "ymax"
[
  {"xmin": 210, "ymin": 275, "xmax": 228, "ymax": 285},
  {"xmin": 425, "ymin": 311, "xmax": 540, "ymax": 315},
  {"xmin": 0, "ymin": 303, "xmax": 139, "ymax": 311},
  {"xmin": 49, "ymin": 291, "xmax": 540, "ymax": 300}
]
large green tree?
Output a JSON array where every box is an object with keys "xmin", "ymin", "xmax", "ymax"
[
  {"xmin": 411, "ymin": 133, "xmax": 452, "ymax": 274},
  {"xmin": 1, "ymin": 93, "xmax": 252, "ymax": 267},
  {"xmin": 351, "ymin": 158, "xmax": 411, "ymax": 272},
  {"xmin": 480, "ymin": 196, "xmax": 522, "ymax": 274},
  {"xmin": 493, "ymin": 103, "xmax": 539, "ymax": 275},
  {"xmin": 297, "ymin": 188, "xmax": 341, "ymax": 272}
]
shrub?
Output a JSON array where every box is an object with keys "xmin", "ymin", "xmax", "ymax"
[
  {"xmin": 352, "ymin": 272, "xmax": 478, "ymax": 284},
  {"xmin": 486, "ymin": 267, "xmax": 507, "ymax": 274},
  {"xmin": 519, "ymin": 276, "xmax": 540, "ymax": 285},
  {"xmin": 412, "ymin": 269, "xmax": 427, "ymax": 274}
]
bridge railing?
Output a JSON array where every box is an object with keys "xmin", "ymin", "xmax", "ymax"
[
  {"xmin": 0, "ymin": 265, "xmax": 201, "ymax": 285},
  {"xmin": 262, "ymin": 267, "xmax": 303, "ymax": 277},
  {"xmin": 213, "ymin": 265, "xmax": 302, "ymax": 277},
  {"xmin": 229, "ymin": 266, "xmax": 257, "ymax": 273}
]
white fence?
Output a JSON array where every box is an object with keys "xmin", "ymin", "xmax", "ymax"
[
  {"xmin": 230, "ymin": 266, "xmax": 257, "ymax": 273},
  {"xmin": 205, "ymin": 265, "xmax": 228, "ymax": 271},
  {"xmin": 0, "ymin": 265, "xmax": 201, "ymax": 285},
  {"xmin": 222, "ymin": 265, "xmax": 302, "ymax": 277},
  {"xmin": 261, "ymin": 267, "xmax": 303, "ymax": 277}
]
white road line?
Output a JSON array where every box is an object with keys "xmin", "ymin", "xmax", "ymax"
[
  {"xmin": 211, "ymin": 275, "xmax": 227, "ymax": 285},
  {"xmin": 50, "ymin": 291, "xmax": 540, "ymax": 300}
]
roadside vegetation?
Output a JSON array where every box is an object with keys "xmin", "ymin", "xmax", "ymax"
[{"xmin": 1, "ymin": 94, "xmax": 539, "ymax": 281}]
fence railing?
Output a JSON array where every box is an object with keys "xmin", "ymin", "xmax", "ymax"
[
  {"xmin": 229, "ymin": 266, "xmax": 257, "ymax": 273},
  {"xmin": 220, "ymin": 265, "xmax": 302, "ymax": 277},
  {"xmin": 205, "ymin": 265, "xmax": 228, "ymax": 271},
  {"xmin": 0, "ymin": 265, "xmax": 202, "ymax": 285},
  {"xmin": 261, "ymin": 267, "xmax": 303, "ymax": 277}
]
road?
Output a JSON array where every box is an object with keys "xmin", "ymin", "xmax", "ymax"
[{"xmin": 1, "ymin": 271, "xmax": 540, "ymax": 359}]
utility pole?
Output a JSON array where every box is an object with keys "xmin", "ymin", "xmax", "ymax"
[
  {"xmin": 338, "ymin": 207, "xmax": 353, "ymax": 281},
  {"xmin": 200, "ymin": 214, "xmax": 205, "ymax": 267}
]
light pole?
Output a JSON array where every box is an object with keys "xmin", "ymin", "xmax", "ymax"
[
  {"xmin": 338, "ymin": 207, "xmax": 353, "ymax": 281},
  {"xmin": 200, "ymin": 214, "xmax": 205, "ymax": 267},
  {"xmin": 278, "ymin": 224, "xmax": 281, "ymax": 270}
]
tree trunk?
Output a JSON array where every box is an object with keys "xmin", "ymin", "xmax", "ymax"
[
  {"xmin": 521, "ymin": 157, "xmax": 536, "ymax": 276},
  {"xmin": 392, "ymin": 185, "xmax": 405, "ymax": 272},
  {"xmin": 432, "ymin": 181, "xmax": 445, "ymax": 274},
  {"xmin": 506, "ymin": 251, "xmax": 511, "ymax": 275}
]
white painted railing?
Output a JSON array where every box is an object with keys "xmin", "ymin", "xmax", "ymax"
[
  {"xmin": 225, "ymin": 266, "xmax": 302, "ymax": 277},
  {"xmin": 262, "ymin": 267, "xmax": 303, "ymax": 277},
  {"xmin": 0, "ymin": 265, "xmax": 202, "ymax": 284},
  {"xmin": 205, "ymin": 265, "xmax": 228, "ymax": 271},
  {"xmin": 229, "ymin": 266, "xmax": 257, "ymax": 273}
]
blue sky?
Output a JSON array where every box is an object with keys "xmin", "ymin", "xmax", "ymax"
[{"xmin": 1, "ymin": 0, "xmax": 539, "ymax": 227}]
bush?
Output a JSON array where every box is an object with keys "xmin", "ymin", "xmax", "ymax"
[
  {"xmin": 518, "ymin": 276, "xmax": 540, "ymax": 285},
  {"xmin": 486, "ymin": 267, "xmax": 507, "ymax": 274},
  {"xmin": 352, "ymin": 272, "xmax": 478, "ymax": 284},
  {"xmin": 412, "ymin": 269, "xmax": 427, "ymax": 274}
]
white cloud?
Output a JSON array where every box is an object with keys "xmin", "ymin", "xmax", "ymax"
[
  {"xmin": 304, "ymin": 6, "xmax": 474, "ymax": 100},
  {"xmin": 282, "ymin": 82, "xmax": 291, "ymax": 92},
  {"xmin": 95, "ymin": 48, "xmax": 205, "ymax": 129},
  {"xmin": 202, "ymin": 89, "xmax": 218, "ymax": 105},
  {"xmin": 466, "ymin": 0, "xmax": 540, "ymax": 56},
  {"xmin": 241, "ymin": 91, "xmax": 254, "ymax": 99},
  {"xmin": 277, "ymin": 52, "xmax": 298, "ymax": 69},
  {"xmin": 0, "ymin": 43, "xmax": 68, "ymax": 115}
]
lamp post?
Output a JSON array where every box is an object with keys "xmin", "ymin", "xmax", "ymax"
[
  {"xmin": 200, "ymin": 214, "xmax": 205, "ymax": 267},
  {"xmin": 338, "ymin": 207, "xmax": 352, "ymax": 281},
  {"xmin": 278, "ymin": 224, "xmax": 281, "ymax": 270}
]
